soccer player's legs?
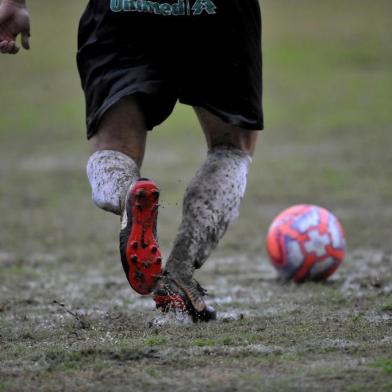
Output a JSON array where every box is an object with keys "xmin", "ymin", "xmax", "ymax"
[
  {"xmin": 153, "ymin": 1, "xmax": 262, "ymax": 320},
  {"xmin": 166, "ymin": 108, "xmax": 258, "ymax": 279},
  {"xmin": 78, "ymin": 6, "xmax": 180, "ymax": 297},
  {"xmin": 86, "ymin": 96, "xmax": 162, "ymax": 295},
  {"xmin": 154, "ymin": 110, "xmax": 259, "ymax": 321}
]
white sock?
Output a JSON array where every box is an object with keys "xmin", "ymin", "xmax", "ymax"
[
  {"xmin": 86, "ymin": 150, "xmax": 140, "ymax": 215},
  {"xmin": 165, "ymin": 145, "xmax": 251, "ymax": 279}
]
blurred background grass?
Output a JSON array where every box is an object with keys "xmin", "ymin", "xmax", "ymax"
[{"xmin": 0, "ymin": 0, "xmax": 391, "ymax": 263}]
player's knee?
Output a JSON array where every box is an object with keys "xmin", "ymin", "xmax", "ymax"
[{"xmin": 196, "ymin": 107, "xmax": 259, "ymax": 155}]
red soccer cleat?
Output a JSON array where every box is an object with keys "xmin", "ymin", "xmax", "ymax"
[{"xmin": 119, "ymin": 179, "xmax": 162, "ymax": 295}]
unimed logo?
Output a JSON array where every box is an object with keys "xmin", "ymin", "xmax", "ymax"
[{"xmin": 110, "ymin": 0, "xmax": 217, "ymax": 16}]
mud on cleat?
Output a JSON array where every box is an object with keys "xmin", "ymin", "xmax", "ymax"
[
  {"xmin": 153, "ymin": 273, "xmax": 217, "ymax": 322},
  {"xmin": 119, "ymin": 179, "xmax": 162, "ymax": 295}
]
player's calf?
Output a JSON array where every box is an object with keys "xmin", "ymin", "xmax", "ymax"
[{"xmin": 165, "ymin": 145, "xmax": 252, "ymax": 280}]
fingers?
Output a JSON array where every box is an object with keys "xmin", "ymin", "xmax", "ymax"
[
  {"xmin": 10, "ymin": 43, "xmax": 19, "ymax": 54},
  {"xmin": 21, "ymin": 13, "xmax": 31, "ymax": 50},
  {"xmin": 0, "ymin": 32, "xmax": 31, "ymax": 53},
  {"xmin": 0, "ymin": 40, "xmax": 20, "ymax": 54},
  {"xmin": 0, "ymin": 12, "xmax": 6, "ymax": 25},
  {"xmin": 21, "ymin": 32, "xmax": 30, "ymax": 50},
  {"xmin": 21, "ymin": 31, "xmax": 30, "ymax": 50}
]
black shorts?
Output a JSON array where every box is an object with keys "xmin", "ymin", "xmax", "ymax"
[{"xmin": 77, "ymin": 0, "xmax": 263, "ymax": 138}]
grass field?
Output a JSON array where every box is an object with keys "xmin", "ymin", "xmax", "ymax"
[{"xmin": 1, "ymin": 0, "xmax": 392, "ymax": 391}]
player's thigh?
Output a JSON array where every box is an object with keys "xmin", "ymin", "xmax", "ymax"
[
  {"xmin": 89, "ymin": 96, "xmax": 148, "ymax": 167},
  {"xmin": 195, "ymin": 107, "xmax": 259, "ymax": 156}
]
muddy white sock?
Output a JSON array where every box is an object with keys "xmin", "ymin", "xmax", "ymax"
[
  {"xmin": 165, "ymin": 145, "xmax": 251, "ymax": 280},
  {"xmin": 86, "ymin": 150, "xmax": 140, "ymax": 215}
]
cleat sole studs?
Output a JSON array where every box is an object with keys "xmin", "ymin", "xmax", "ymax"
[
  {"xmin": 121, "ymin": 180, "xmax": 162, "ymax": 295},
  {"xmin": 131, "ymin": 255, "xmax": 138, "ymax": 263},
  {"xmin": 136, "ymin": 189, "xmax": 145, "ymax": 198}
]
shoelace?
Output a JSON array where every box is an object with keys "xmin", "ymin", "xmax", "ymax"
[
  {"xmin": 172, "ymin": 277, "xmax": 207, "ymax": 313},
  {"xmin": 158, "ymin": 273, "xmax": 208, "ymax": 313}
]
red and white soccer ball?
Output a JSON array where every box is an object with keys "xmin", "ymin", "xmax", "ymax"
[{"xmin": 266, "ymin": 204, "xmax": 346, "ymax": 282}]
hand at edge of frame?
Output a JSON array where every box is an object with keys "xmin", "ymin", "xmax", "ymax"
[{"xmin": 0, "ymin": 0, "xmax": 30, "ymax": 55}]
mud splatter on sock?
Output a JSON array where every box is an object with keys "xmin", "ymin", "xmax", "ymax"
[
  {"xmin": 165, "ymin": 145, "xmax": 251, "ymax": 280},
  {"xmin": 86, "ymin": 150, "xmax": 140, "ymax": 215}
]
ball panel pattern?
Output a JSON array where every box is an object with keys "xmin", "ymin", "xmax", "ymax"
[{"xmin": 266, "ymin": 204, "xmax": 346, "ymax": 282}]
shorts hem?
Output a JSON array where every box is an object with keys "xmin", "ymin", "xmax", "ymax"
[
  {"xmin": 179, "ymin": 99, "xmax": 264, "ymax": 131},
  {"xmin": 86, "ymin": 84, "xmax": 174, "ymax": 139}
]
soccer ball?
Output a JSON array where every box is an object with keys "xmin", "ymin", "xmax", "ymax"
[{"xmin": 266, "ymin": 204, "xmax": 346, "ymax": 282}]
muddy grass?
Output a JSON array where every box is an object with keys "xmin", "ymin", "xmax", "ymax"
[
  {"xmin": 1, "ymin": 249, "xmax": 392, "ymax": 391},
  {"xmin": 1, "ymin": 0, "xmax": 392, "ymax": 391}
]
